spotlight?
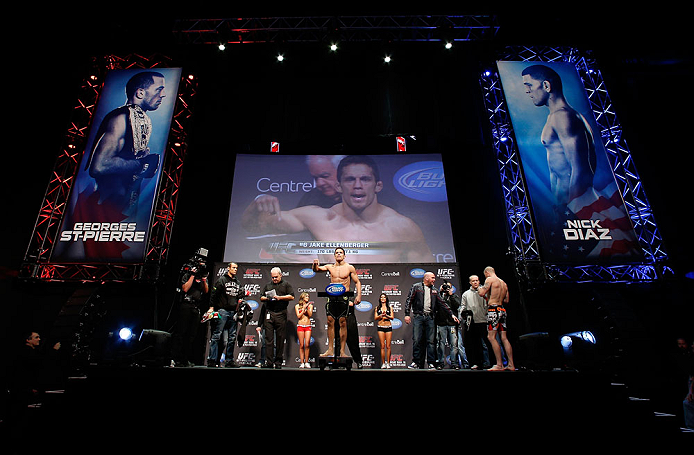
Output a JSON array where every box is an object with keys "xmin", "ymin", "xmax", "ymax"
[
  {"xmin": 330, "ymin": 43, "xmax": 338, "ymax": 52},
  {"xmin": 582, "ymin": 331, "xmax": 596, "ymax": 344},
  {"xmin": 384, "ymin": 55, "xmax": 392, "ymax": 63},
  {"xmin": 277, "ymin": 54, "xmax": 285, "ymax": 62},
  {"xmin": 568, "ymin": 331, "xmax": 596, "ymax": 344},
  {"xmin": 560, "ymin": 331, "xmax": 597, "ymax": 348},
  {"xmin": 560, "ymin": 330, "xmax": 599, "ymax": 371},
  {"xmin": 218, "ymin": 43, "xmax": 226, "ymax": 51},
  {"xmin": 118, "ymin": 327, "xmax": 134, "ymax": 341},
  {"xmin": 444, "ymin": 42, "xmax": 453, "ymax": 50}
]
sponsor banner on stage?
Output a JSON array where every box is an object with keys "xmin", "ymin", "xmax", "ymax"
[
  {"xmin": 52, "ymin": 68, "xmax": 182, "ymax": 263},
  {"xmin": 497, "ymin": 61, "xmax": 642, "ymax": 263},
  {"xmin": 224, "ymin": 154, "xmax": 456, "ymax": 264},
  {"xmin": 208, "ymin": 262, "xmax": 462, "ymax": 368}
]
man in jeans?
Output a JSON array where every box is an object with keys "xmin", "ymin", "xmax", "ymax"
[
  {"xmin": 206, "ymin": 263, "xmax": 244, "ymax": 367},
  {"xmin": 436, "ymin": 282, "xmax": 464, "ymax": 369},
  {"xmin": 405, "ymin": 272, "xmax": 458, "ymax": 369}
]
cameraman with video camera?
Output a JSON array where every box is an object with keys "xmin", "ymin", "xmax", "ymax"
[{"xmin": 172, "ymin": 248, "xmax": 209, "ymax": 367}]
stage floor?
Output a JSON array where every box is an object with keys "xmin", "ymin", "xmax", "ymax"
[{"xmin": 4, "ymin": 363, "xmax": 690, "ymax": 451}]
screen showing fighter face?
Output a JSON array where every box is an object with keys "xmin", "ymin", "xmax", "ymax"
[{"xmin": 224, "ymin": 153, "xmax": 456, "ymax": 264}]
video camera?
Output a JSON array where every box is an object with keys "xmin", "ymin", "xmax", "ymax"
[{"xmin": 181, "ymin": 247, "xmax": 209, "ymax": 278}]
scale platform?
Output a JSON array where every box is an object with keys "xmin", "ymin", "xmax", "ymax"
[{"xmin": 318, "ymin": 355, "xmax": 353, "ymax": 371}]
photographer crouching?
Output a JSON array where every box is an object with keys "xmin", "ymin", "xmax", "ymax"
[{"xmin": 171, "ymin": 248, "xmax": 209, "ymax": 367}]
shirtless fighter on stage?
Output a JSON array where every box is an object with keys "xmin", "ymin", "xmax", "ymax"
[
  {"xmin": 478, "ymin": 266, "xmax": 516, "ymax": 371},
  {"xmin": 312, "ymin": 247, "xmax": 361, "ymax": 358}
]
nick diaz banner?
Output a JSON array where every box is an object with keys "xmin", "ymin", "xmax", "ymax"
[
  {"xmin": 52, "ymin": 68, "xmax": 181, "ymax": 263},
  {"xmin": 497, "ymin": 61, "xmax": 642, "ymax": 263}
]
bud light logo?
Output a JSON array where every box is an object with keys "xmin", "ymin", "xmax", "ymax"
[
  {"xmin": 393, "ymin": 161, "xmax": 447, "ymax": 202},
  {"xmin": 247, "ymin": 300, "xmax": 259, "ymax": 311},
  {"xmin": 410, "ymin": 268, "xmax": 426, "ymax": 279},
  {"xmin": 356, "ymin": 300, "xmax": 373, "ymax": 312},
  {"xmin": 299, "ymin": 268, "xmax": 316, "ymax": 279},
  {"xmin": 325, "ymin": 283, "xmax": 346, "ymax": 296},
  {"xmin": 392, "ymin": 318, "xmax": 403, "ymax": 329}
]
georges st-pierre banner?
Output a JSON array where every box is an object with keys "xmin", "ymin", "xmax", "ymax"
[
  {"xmin": 52, "ymin": 68, "xmax": 181, "ymax": 263},
  {"xmin": 224, "ymin": 154, "xmax": 457, "ymax": 264},
  {"xmin": 497, "ymin": 61, "xmax": 642, "ymax": 264}
]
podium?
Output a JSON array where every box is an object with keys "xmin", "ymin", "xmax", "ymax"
[{"xmin": 317, "ymin": 291, "xmax": 354, "ymax": 371}]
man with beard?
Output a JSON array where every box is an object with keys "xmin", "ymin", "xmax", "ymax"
[{"xmin": 84, "ymin": 71, "xmax": 165, "ymax": 214}]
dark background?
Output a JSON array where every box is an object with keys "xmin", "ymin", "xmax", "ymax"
[{"xmin": 2, "ymin": 9, "xmax": 692, "ymax": 368}]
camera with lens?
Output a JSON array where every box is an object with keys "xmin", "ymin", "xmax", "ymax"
[
  {"xmin": 181, "ymin": 247, "xmax": 209, "ymax": 278},
  {"xmin": 440, "ymin": 282, "xmax": 451, "ymax": 294}
]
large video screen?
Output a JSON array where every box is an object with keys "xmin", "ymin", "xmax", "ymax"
[
  {"xmin": 497, "ymin": 61, "xmax": 642, "ymax": 263},
  {"xmin": 224, "ymin": 153, "xmax": 457, "ymax": 264},
  {"xmin": 52, "ymin": 68, "xmax": 181, "ymax": 263}
]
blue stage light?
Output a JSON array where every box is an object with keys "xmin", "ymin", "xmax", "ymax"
[
  {"xmin": 561, "ymin": 331, "xmax": 597, "ymax": 349},
  {"xmin": 118, "ymin": 327, "xmax": 134, "ymax": 341},
  {"xmin": 580, "ymin": 331, "xmax": 596, "ymax": 344}
]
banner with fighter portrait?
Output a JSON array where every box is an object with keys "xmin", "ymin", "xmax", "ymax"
[
  {"xmin": 52, "ymin": 68, "xmax": 181, "ymax": 263},
  {"xmin": 497, "ymin": 61, "xmax": 642, "ymax": 264}
]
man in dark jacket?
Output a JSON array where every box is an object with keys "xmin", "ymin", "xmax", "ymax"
[
  {"xmin": 206, "ymin": 263, "xmax": 244, "ymax": 367},
  {"xmin": 435, "ymin": 282, "xmax": 463, "ymax": 369},
  {"xmin": 259, "ymin": 267, "xmax": 295, "ymax": 369},
  {"xmin": 405, "ymin": 272, "xmax": 458, "ymax": 369}
]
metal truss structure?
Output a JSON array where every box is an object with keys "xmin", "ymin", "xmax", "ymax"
[
  {"xmin": 21, "ymin": 54, "xmax": 197, "ymax": 283},
  {"xmin": 172, "ymin": 15, "xmax": 499, "ymax": 45},
  {"xmin": 479, "ymin": 46, "xmax": 670, "ymax": 284}
]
